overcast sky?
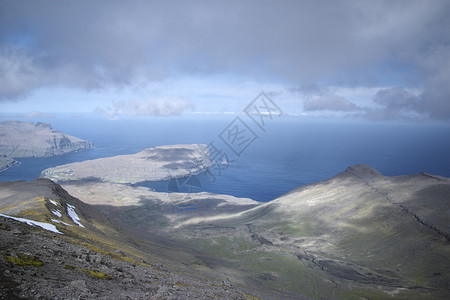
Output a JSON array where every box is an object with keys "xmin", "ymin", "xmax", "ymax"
[{"xmin": 0, "ymin": 0, "xmax": 449, "ymax": 122}]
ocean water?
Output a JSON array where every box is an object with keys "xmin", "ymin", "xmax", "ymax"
[{"xmin": 1, "ymin": 116, "xmax": 450, "ymax": 202}]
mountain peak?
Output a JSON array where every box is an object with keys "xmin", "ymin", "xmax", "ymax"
[{"xmin": 344, "ymin": 164, "xmax": 383, "ymax": 179}]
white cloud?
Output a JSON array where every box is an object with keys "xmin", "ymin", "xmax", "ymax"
[
  {"xmin": 304, "ymin": 94, "xmax": 358, "ymax": 111},
  {"xmin": 23, "ymin": 111, "xmax": 55, "ymax": 118},
  {"xmin": 97, "ymin": 98, "xmax": 195, "ymax": 119}
]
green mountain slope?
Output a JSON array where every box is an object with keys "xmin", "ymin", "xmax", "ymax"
[{"xmin": 164, "ymin": 165, "xmax": 450, "ymax": 299}]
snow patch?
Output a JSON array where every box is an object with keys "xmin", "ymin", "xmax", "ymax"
[
  {"xmin": 0, "ymin": 213, "xmax": 62, "ymax": 234},
  {"xmin": 51, "ymin": 219, "xmax": 72, "ymax": 226},
  {"xmin": 51, "ymin": 209, "xmax": 62, "ymax": 217},
  {"xmin": 49, "ymin": 199, "xmax": 58, "ymax": 206},
  {"xmin": 66, "ymin": 204, "xmax": 85, "ymax": 228}
]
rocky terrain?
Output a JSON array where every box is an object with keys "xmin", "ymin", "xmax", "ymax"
[
  {"xmin": 0, "ymin": 121, "xmax": 93, "ymax": 172},
  {"xmin": 0, "ymin": 179, "xmax": 263, "ymax": 299},
  {"xmin": 41, "ymin": 144, "xmax": 210, "ymax": 184}
]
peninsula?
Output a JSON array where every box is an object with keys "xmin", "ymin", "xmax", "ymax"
[{"xmin": 41, "ymin": 144, "xmax": 210, "ymax": 184}]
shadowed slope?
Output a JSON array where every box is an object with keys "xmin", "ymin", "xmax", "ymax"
[{"xmin": 169, "ymin": 165, "xmax": 450, "ymax": 299}]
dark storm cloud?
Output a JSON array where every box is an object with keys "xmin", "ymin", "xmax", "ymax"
[
  {"xmin": 1, "ymin": 0, "xmax": 450, "ymax": 120},
  {"xmin": 368, "ymin": 82, "xmax": 450, "ymax": 121},
  {"xmin": 419, "ymin": 46, "xmax": 450, "ymax": 120},
  {"xmin": 373, "ymin": 87, "xmax": 421, "ymax": 111},
  {"xmin": 362, "ymin": 87, "xmax": 423, "ymax": 121}
]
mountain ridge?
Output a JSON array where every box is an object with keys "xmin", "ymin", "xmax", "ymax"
[
  {"xmin": 0, "ymin": 178, "xmax": 263, "ymax": 299},
  {"xmin": 1, "ymin": 162, "xmax": 449, "ymax": 299}
]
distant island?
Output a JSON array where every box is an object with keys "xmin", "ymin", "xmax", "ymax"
[
  {"xmin": 41, "ymin": 144, "xmax": 210, "ymax": 184},
  {"xmin": 0, "ymin": 153, "xmax": 20, "ymax": 172},
  {"xmin": 0, "ymin": 121, "xmax": 94, "ymax": 172}
]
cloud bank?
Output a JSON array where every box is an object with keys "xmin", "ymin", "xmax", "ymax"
[
  {"xmin": 0, "ymin": 0, "xmax": 449, "ymax": 120},
  {"xmin": 302, "ymin": 86, "xmax": 442, "ymax": 121}
]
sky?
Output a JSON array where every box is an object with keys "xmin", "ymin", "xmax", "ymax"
[{"xmin": 0, "ymin": 0, "xmax": 450, "ymax": 122}]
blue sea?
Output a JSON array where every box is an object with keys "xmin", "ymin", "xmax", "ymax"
[{"xmin": 1, "ymin": 115, "xmax": 450, "ymax": 202}]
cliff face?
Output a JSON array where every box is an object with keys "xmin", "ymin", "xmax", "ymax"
[{"xmin": 0, "ymin": 121, "xmax": 93, "ymax": 159}]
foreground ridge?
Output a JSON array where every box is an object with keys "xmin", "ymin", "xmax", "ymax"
[{"xmin": 0, "ymin": 179, "xmax": 261, "ymax": 299}]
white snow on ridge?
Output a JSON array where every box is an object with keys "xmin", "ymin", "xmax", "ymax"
[
  {"xmin": 51, "ymin": 219, "xmax": 72, "ymax": 226},
  {"xmin": 0, "ymin": 213, "xmax": 62, "ymax": 234},
  {"xmin": 49, "ymin": 199, "xmax": 58, "ymax": 206},
  {"xmin": 66, "ymin": 204, "xmax": 85, "ymax": 228},
  {"xmin": 51, "ymin": 209, "xmax": 62, "ymax": 217}
]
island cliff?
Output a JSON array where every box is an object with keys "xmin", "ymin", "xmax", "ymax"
[{"xmin": 0, "ymin": 121, "xmax": 93, "ymax": 172}]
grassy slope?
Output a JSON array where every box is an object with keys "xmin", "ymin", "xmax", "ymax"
[{"xmin": 166, "ymin": 165, "xmax": 450, "ymax": 299}]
